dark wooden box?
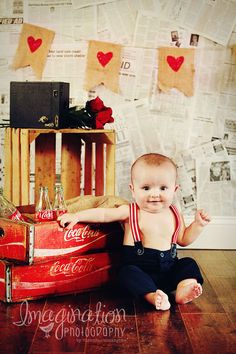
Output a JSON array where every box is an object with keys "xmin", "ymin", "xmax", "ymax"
[{"xmin": 10, "ymin": 81, "xmax": 69, "ymax": 129}]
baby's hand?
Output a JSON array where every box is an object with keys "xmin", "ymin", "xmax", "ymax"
[
  {"xmin": 57, "ymin": 212, "xmax": 79, "ymax": 229},
  {"xmin": 195, "ymin": 209, "xmax": 211, "ymax": 227}
]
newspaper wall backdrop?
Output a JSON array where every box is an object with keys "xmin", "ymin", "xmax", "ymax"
[{"xmin": 0, "ymin": 0, "xmax": 236, "ymax": 217}]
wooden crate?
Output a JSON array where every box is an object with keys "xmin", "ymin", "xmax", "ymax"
[
  {"xmin": 0, "ymin": 251, "xmax": 121, "ymax": 302},
  {"xmin": 0, "ymin": 204, "xmax": 123, "ymax": 265},
  {"xmin": 4, "ymin": 128, "xmax": 116, "ymax": 205}
]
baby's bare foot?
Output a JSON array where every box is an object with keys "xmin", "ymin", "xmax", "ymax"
[
  {"xmin": 176, "ymin": 282, "xmax": 202, "ymax": 304},
  {"xmin": 155, "ymin": 290, "xmax": 171, "ymax": 311}
]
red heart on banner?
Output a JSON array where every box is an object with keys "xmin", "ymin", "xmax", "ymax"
[
  {"xmin": 167, "ymin": 55, "xmax": 184, "ymax": 72},
  {"xmin": 97, "ymin": 51, "xmax": 113, "ymax": 67},
  {"xmin": 27, "ymin": 36, "xmax": 42, "ymax": 53}
]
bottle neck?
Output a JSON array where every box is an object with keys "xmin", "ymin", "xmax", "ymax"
[
  {"xmin": 53, "ymin": 185, "xmax": 67, "ymax": 209},
  {"xmin": 36, "ymin": 187, "xmax": 52, "ymax": 211}
]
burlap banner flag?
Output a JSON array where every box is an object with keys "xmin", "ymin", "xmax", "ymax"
[
  {"xmin": 84, "ymin": 40, "xmax": 121, "ymax": 93},
  {"xmin": 11, "ymin": 23, "xmax": 55, "ymax": 79},
  {"xmin": 158, "ymin": 47, "xmax": 195, "ymax": 96}
]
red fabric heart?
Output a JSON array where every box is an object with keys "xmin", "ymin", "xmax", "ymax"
[
  {"xmin": 97, "ymin": 51, "xmax": 113, "ymax": 67},
  {"xmin": 27, "ymin": 36, "xmax": 42, "ymax": 53},
  {"xmin": 167, "ymin": 55, "xmax": 184, "ymax": 72}
]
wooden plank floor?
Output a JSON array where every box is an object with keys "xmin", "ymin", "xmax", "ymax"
[{"xmin": 0, "ymin": 250, "xmax": 235, "ymax": 354}]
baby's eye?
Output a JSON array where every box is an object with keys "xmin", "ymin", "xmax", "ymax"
[
  {"xmin": 160, "ymin": 186, "xmax": 168, "ymax": 191},
  {"xmin": 142, "ymin": 186, "xmax": 150, "ymax": 191}
]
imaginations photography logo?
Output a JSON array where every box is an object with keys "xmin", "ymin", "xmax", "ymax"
[{"xmin": 13, "ymin": 300, "xmax": 127, "ymax": 342}]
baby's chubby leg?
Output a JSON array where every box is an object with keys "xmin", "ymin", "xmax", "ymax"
[
  {"xmin": 144, "ymin": 290, "xmax": 171, "ymax": 311},
  {"xmin": 175, "ymin": 278, "xmax": 202, "ymax": 304}
]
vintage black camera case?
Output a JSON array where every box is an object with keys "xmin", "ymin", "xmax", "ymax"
[{"xmin": 10, "ymin": 81, "xmax": 69, "ymax": 129}]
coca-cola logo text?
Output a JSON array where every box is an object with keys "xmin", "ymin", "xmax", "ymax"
[
  {"xmin": 49, "ymin": 257, "xmax": 96, "ymax": 276},
  {"xmin": 36, "ymin": 210, "xmax": 54, "ymax": 221},
  {"xmin": 64, "ymin": 225, "xmax": 100, "ymax": 242},
  {"xmin": 10, "ymin": 210, "xmax": 24, "ymax": 221}
]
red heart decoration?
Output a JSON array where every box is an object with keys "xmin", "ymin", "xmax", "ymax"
[
  {"xmin": 97, "ymin": 51, "xmax": 113, "ymax": 67},
  {"xmin": 167, "ymin": 55, "xmax": 184, "ymax": 72},
  {"xmin": 27, "ymin": 36, "xmax": 42, "ymax": 53}
]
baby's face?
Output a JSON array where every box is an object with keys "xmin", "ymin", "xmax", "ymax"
[{"xmin": 130, "ymin": 162, "xmax": 178, "ymax": 213}]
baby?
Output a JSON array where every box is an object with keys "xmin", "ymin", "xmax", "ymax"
[{"xmin": 58, "ymin": 153, "xmax": 211, "ymax": 311}]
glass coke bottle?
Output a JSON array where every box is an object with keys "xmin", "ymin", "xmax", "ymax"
[
  {"xmin": 35, "ymin": 186, "xmax": 54, "ymax": 222},
  {"xmin": 0, "ymin": 187, "xmax": 24, "ymax": 221},
  {"xmin": 52, "ymin": 183, "xmax": 67, "ymax": 220}
]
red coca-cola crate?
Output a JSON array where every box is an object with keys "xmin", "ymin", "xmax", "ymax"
[
  {"xmin": 0, "ymin": 205, "xmax": 123, "ymax": 265},
  {"xmin": 0, "ymin": 252, "xmax": 121, "ymax": 303}
]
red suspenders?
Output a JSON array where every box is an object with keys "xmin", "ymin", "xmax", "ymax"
[
  {"xmin": 129, "ymin": 202, "xmax": 180, "ymax": 257},
  {"xmin": 169, "ymin": 204, "xmax": 180, "ymax": 258},
  {"xmin": 129, "ymin": 202, "xmax": 144, "ymax": 255}
]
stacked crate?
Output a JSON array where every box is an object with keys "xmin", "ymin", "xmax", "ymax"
[
  {"xmin": 0, "ymin": 128, "xmax": 123, "ymax": 303},
  {"xmin": 4, "ymin": 128, "xmax": 116, "ymax": 205},
  {"xmin": 0, "ymin": 210, "xmax": 123, "ymax": 303}
]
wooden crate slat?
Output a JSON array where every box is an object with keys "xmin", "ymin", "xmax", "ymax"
[
  {"xmin": 12, "ymin": 129, "xmax": 21, "ymax": 205},
  {"xmin": 61, "ymin": 134, "xmax": 81, "ymax": 200},
  {"xmin": 3, "ymin": 128, "xmax": 12, "ymax": 200},
  {"xmin": 106, "ymin": 143, "xmax": 115, "ymax": 195},
  {"xmin": 79, "ymin": 132, "xmax": 115, "ymax": 145},
  {"xmin": 95, "ymin": 143, "xmax": 104, "ymax": 196},
  {"xmin": 84, "ymin": 142, "xmax": 93, "ymax": 195},
  {"xmin": 27, "ymin": 129, "xmax": 115, "ymax": 144},
  {"xmin": 20, "ymin": 130, "xmax": 30, "ymax": 205},
  {"xmin": 29, "ymin": 131, "xmax": 41, "ymax": 144},
  {"xmin": 35, "ymin": 133, "xmax": 56, "ymax": 203}
]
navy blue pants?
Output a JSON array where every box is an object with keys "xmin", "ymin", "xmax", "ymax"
[{"xmin": 117, "ymin": 245, "xmax": 203, "ymax": 297}]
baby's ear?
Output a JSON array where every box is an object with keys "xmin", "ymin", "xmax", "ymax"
[{"xmin": 129, "ymin": 183, "xmax": 135, "ymax": 199}]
